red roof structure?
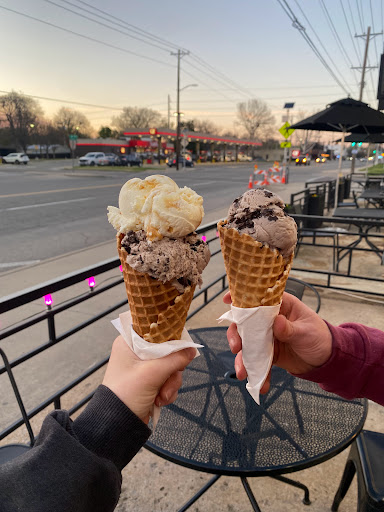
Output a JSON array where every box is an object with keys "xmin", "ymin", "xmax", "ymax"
[{"xmin": 123, "ymin": 128, "xmax": 262, "ymax": 147}]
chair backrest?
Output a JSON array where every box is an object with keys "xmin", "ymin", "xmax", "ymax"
[
  {"xmin": 286, "ymin": 277, "xmax": 321, "ymax": 313},
  {"xmin": 0, "ymin": 348, "xmax": 35, "ymax": 447}
]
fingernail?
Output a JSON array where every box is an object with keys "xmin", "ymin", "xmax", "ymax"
[{"xmin": 157, "ymin": 401, "xmax": 163, "ymax": 408}]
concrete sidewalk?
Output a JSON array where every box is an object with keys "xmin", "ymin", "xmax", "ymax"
[{"xmin": 1, "ymin": 172, "xmax": 384, "ymax": 511}]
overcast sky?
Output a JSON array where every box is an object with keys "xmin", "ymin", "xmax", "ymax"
[{"xmin": 1, "ymin": 0, "xmax": 383, "ymax": 133}]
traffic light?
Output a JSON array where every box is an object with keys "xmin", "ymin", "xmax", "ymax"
[
  {"xmin": 351, "ymin": 142, "xmax": 356, "ymax": 146},
  {"xmin": 358, "ymin": 142, "xmax": 363, "ymax": 146},
  {"xmin": 373, "ymin": 150, "xmax": 377, "ymax": 154}
]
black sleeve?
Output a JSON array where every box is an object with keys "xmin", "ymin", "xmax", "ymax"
[{"xmin": 0, "ymin": 385, "xmax": 151, "ymax": 512}]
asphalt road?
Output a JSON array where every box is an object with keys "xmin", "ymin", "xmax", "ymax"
[{"xmin": 0, "ymin": 158, "xmax": 364, "ymax": 272}]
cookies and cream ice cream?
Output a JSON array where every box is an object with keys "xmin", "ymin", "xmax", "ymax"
[
  {"xmin": 121, "ymin": 230, "xmax": 210, "ymax": 292},
  {"xmin": 218, "ymin": 188, "xmax": 296, "ymax": 309},
  {"xmin": 224, "ymin": 189, "xmax": 297, "ymax": 260},
  {"xmin": 107, "ymin": 175, "xmax": 204, "ymax": 241},
  {"xmin": 108, "ymin": 175, "xmax": 210, "ymax": 343}
]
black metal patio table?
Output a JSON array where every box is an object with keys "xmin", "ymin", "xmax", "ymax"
[
  {"xmin": 332, "ymin": 208, "xmax": 384, "ymax": 266},
  {"xmin": 146, "ymin": 327, "xmax": 367, "ymax": 512},
  {"xmin": 359, "ymin": 188, "xmax": 384, "ymax": 208}
]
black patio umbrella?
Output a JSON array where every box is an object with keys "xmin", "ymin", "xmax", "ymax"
[
  {"xmin": 290, "ymin": 97, "xmax": 384, "ymax": 206},
  {"xmin": 290, "ymin": 97, "xmax": 384, "ymax": 135},
  {"xmin": 343, "ymin": 133, "xmax": 384, "ymax": 143}
]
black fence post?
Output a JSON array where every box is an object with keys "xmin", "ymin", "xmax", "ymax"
[{"xmin": 46, "ymin": 305, "xmax": 56, "ymax": 343}]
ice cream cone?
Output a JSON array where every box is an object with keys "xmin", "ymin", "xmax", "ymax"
[
  {"xmin": 117, "ymin": 234, "xmax": 195, "ymax": 343},
  {"xmin": 217, "ymin": 220, "xmax": 293, "ymax": 308}
]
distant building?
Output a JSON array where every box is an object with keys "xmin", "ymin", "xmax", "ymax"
[{"xmin": 26, "ymin": 144, "xmax": 71, "ymax": 159}]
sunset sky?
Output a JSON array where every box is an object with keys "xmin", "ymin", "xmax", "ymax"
[{"xmin": 1, "ymin": 0, "xmax": 383, "ymax": 134}]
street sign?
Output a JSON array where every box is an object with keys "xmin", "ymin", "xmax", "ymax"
[
  {"xmin": 280, "ymin": 141, "xmax": 292, "ymax": 148},
  {"xmin": 291, "ymin": 149, "xmax": 300, "ymax": 158},
  {"xmin": 69, "ymin": 139, "xmax": 77, "ymax": 150},
  {"xmin": 279, "ymin": 122, "xmax": 295, "ymax": 139},
  {"xmin": 69, "ymin": 134, "xmax": 78, "ymax": 141}
]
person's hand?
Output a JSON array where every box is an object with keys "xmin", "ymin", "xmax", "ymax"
[
  {"xmin": 223, "ymin": 291, "xmax": 332, "ymax": 393},
  {"xmin": 103, "ymin": 336, "xmax": 196, "ymax": 424}
]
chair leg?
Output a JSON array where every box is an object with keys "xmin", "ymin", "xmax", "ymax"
[{"xmin": 331, "ymin": 459, "xmax": 356, "ymax": 512}]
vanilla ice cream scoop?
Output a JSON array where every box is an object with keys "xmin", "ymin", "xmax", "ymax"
[{"xmin": 107, "ymin": 175, "xmax": 204, "ymax": 240}]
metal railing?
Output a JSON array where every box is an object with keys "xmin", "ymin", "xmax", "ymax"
[
  {"xmin": 1, "ymin": 213, "xmax": 384, "ymax": 444},
  {"xmin": 0, "ymin": 220, "xmax": 224, "ymax": 442}
]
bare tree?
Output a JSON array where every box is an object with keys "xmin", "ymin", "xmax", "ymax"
[
  {"xmin": 236, "ymin": 99, "xmax": 275, "ymax": 140},
  {"xmin": 0, "ymin": 91, "xmax": 43, "ymax": 151},
  {"xmin": 192, "ymin": 119, "xmax": 220, "ymax": 134},
  {"xmin": 53, "ymin": 107, "xmax": 93, "ymax": 146},
  {"xmin": 112, "ymin": 107, "xmax": 165, "ymax": 132}
]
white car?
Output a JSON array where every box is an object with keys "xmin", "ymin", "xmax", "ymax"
[
  {"xmin": 78, "ymin": 152, "xmax": 106, "ymax": 166},
  {"xmin": 3, "ymin": 153, "xmax": 29, "ymax": 164}
]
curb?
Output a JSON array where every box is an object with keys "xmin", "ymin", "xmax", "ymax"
[{"xmin": 0, "ymin": 238, "xmax": 116, "ymax": 278}]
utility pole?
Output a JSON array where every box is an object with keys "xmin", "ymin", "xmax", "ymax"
[
  {"xmin": 350, "ymin": 27, "xmax": 381, "ymax": 172},
  {"xmin": 167, "ymin": 95, "xmax": 171, "ymax": 129},
  {"xmin": 171, "ymin": 49, "xmax": 189, "ymax": 170}
]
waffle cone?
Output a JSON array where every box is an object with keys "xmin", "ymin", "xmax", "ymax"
[
  {"xmin": 217, "ymin": 220, "xmax": 293, "ymax": 308},
  {"xmin": 117, "ymin": 234, "xmax": 195, "ymax": 343}
]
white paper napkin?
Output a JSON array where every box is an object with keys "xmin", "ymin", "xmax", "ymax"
[
  {"xmin": 218, "ymin": 303, "xmax": 281, "ymax": 404},
  {"xmin": 111, "ymin": 311, "xmax": 203, "ymax": 428}
]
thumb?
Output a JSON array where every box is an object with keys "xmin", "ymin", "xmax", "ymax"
[
  {"xmin": 155, "ymin": 348, "xmax": 196, "ymax": 381},
  {"xmin": 273, "ymin": 314, "xmax": 297, "ymax": 344}
]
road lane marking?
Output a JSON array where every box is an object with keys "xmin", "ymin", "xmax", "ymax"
[
  {"xmin": 0, "ymin": 260, "xmax": 41, "ymax": 268},
  {"xmin": 1, "ymin": 197, "xmax": 95, "ymax": 211},
  {"xmin": 0, "ymin": 183, "xmax": 122, "ymax": 199},
  {"xmin": 188, "ymin": 181, "xmax": 217, "ymax": 187}
]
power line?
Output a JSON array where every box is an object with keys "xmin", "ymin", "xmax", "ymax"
[
  {"xmin": 340, "ymin": 0, "xmax": 361, "ymax": 63},
  {"xmin": 195, "ymin": 84, "xmax": 356, "ymax": 91},
  {"xmin": 72, "ymin": 0, "xmax": 184, "ymax": 52},
  {"xmin": 0, "ymin": 90, "xmax": 124, "ymax": 111},
  {"xmin": 381, "ymin": 0, "xmax": 384, "ymax": 49},
  {"xmin": 0, "ymin": 4, "xmax": 175, "ymax": 69},
  {"xmin": 369, "ymin": 0, "xmax": 379, "ymax": 63},
  {"xmin": 356, "ymin": 0, "xmax": 364, "ymax": 32},
  {"xmin": 360, "ymin": 0, "xmax": 366, "ymax": 29},
  {"xmin": 187, "ymin": 54, "xmax": 253, "ymax": 99},
  {"xmin": 293, "ymin": 0, "xmax": 355, "ymax": 91},
  {"xmin": 182, "ymin": 60, "xmax": 238, "ymax": 100},
  {"xmin": 43, "ymin": 0, "xmax": 172, "ymax": 52},
  {"xmin": 318, "ymin": 0, "xmax": 354, "ymax": 68},
  {"xmin": 276, "ymin": 0, "xmax": 351, "ymax": 94},
  {"xmin": 347, "ymin": 0, "xmax": 358, "ymax": 34},
  {"xmin": 45, "ymin": 0, "xmax": 254, "ymax": 103}
]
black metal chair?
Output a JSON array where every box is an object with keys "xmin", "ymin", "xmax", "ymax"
[
  {"xmin": 0, "ymin": 348, "xmax": 34, "ymax": 465},
  {"xmin": 285, "ymin": 276, "xmax": 321, "ymax": 313},
  {"xmin": 338, "ymin": 190, "xmax": 360, "ymax": 208},
  {"xmin": 292, "ymin": 203, "xmax": 347, "ymax": 271},
  {"xmin": 332, "ymin": 430, "xmax": 384, "ymax": 511}
]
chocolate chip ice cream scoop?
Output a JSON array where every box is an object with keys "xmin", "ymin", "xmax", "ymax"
[{"xmin": 225, "ymin": 189, "xmax": 297, "ymax": 260}]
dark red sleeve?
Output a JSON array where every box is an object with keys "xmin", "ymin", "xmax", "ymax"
[{"xmin": 294, "ymin": 322, "xmax": 384, "ymax": 406}]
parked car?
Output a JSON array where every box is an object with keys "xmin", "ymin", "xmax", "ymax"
[
  {"xmin": 79, "ymin": 152, "xmax": 106, "ymax": 166},
  {"xmin": 167, "ymin": 155, "xmax": 194, "ymax": 168},
  {"xmin": 238, "ymin": 153, "xmax": 252, "ymax": 162},
  {"xmin": 103, "ymin": 153, "xmax": 119, "ymax": 166},
  {"xmin": 2, "ymin": 153, "xmax": 29, "ymax": 165},
  {"xmin": 115, "ymin": 153, "xmax": 142, "ymax": 167},
  {"xmin": 295, "ymin": 156, "xmax": 310, "ymax": 166}
]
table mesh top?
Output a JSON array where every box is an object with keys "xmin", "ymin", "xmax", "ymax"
[{"xmin": 147, "ymin": 327, "xmax": 367, "ymax": 476}]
